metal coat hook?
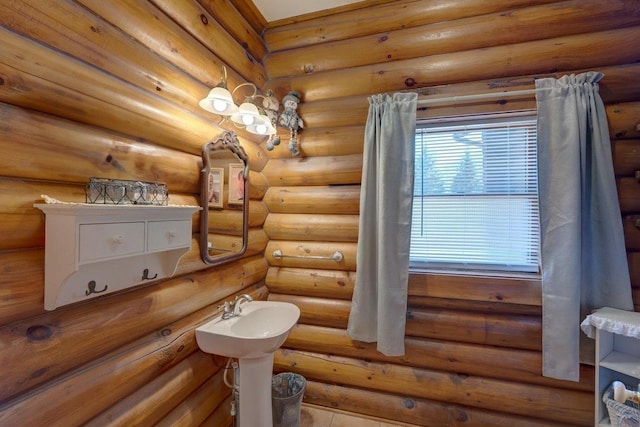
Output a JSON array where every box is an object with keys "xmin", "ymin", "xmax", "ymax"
[
  {"xmin": 272, "ymin": 249, "xmax": 343, "ymax": 262},
  {"xmin": 86, "ymin": 280, "xmax": 108, "ymax": 296},
  {"xmin": 141, "ymin": 268, "xmax": 158, "ymax": 281}
]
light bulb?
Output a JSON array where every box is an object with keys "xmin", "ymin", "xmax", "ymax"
[
  {"xmin": 255, "ymin": 124, "xmax": 267, "ymax": 134},
  {"xmin": 213, "ymin": 99, "xmax": 228, "ymax": 112},
  {"xmin": 242, "ymin": 114, "xmax": 255, "ymax": 125}
]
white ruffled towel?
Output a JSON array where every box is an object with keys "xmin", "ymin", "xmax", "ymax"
[{"xmin": 581, "ymin": 307, "xmax": 640, "ymax": 339}]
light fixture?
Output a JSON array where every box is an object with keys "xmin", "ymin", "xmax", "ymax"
[
  {"xmin": 231, "ymin": 99, "xmax": 262, "ymax": 126},
  {"xmin": 199, "ymin": 67, "xmax": 276, "ymax": 137},
  {"xmin": 198, "ymin": 67, "xmax": 239, "ymax": 116},
  {"xmin": 246, "ymin": 116, "xmax": 277, "ymax": 136}
]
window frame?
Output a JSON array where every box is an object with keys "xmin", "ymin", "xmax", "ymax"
[{"xmin": 409, "ymin": 113, "xmax": 541, "ymax": 277}]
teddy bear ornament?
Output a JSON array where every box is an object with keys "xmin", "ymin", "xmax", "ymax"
[{"xmin": 278, "ymin": 91, "xmax": 304, "ymax": 157}]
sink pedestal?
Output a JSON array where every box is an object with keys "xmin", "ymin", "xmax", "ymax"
[{"xmin": 238, "ymin": 354, "xmax": 274, "ymax": 427}]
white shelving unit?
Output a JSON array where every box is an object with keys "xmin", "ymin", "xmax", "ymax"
[
  {"xmin": 583, "ymin": 307, "xmax": 640, "ymax": 426},
  {"xmin": 35, "ymin": 203, "xmax": 200, "ymax": 310}
]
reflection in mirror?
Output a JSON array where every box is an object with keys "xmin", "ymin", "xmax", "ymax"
[{"xmin": 200, "ymin": 131, "xmax": 249, "ymax": 265}]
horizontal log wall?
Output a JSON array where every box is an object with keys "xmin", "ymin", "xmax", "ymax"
[
  {"xmin": 262, "ymin": 1, "xmax": 640, "ymax": 425},
  {"xmin": 0, "ymin": 0, "xmax": 270, "ymax": 425}
]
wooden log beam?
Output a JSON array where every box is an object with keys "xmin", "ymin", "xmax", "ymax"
[
  {"xmin": 629, "ymin": 252, "xmax": 640, "ymax": 287},
  {"xmin": 267, "ymin": 127, "xmax": 366, "ymax": 159},
  {"xmin": 272, "ymin": 293, "xmax": 541, "ymax": 349},
  {"xmin": 0, "ymin": 179, "xmax": 198, "ymax": 252},
  {"xmin": 291, "ymin": 64, "xmax": 640, "ymax": 133},
  {"xmin": 149, "ymin": 0, "xmax": 266, "ymax": 84},
  {"xmin": 0, "ymin": 0, "xmax": 212, "ymax": 116},
  {"xmin": 264, "ymin": 213, "xmax": 359, "ymax": 242},
  {"xmin": 266, "ymin": 0, "xmax": 640, "ymax": 78},
  {"xmin": 608, "ymin": 101, "xmax": 640, "ymax": 139},
  {"xmin": 248, "ymin": 171, "xmax": 269, "ymax": 199},
  {"xmin": 154, "ymin": 365, "xmax": 228, "ymax": 427},
  {"xmin": 227, "ymin": 0, "xmax": 267, "ymax": 35},
  {"xmin": 266, "ymin": 267, "xmax": 355, "ymax": 300},
  {"xmin": 266, "ymin": 0, "xmax": 398, "ymax": 29},
  {"xmin": 613, "ymin": 139, "xmax": 640, "ymax": 176},
  {"xmin": 280, "ymin": 27, "xmax": 640, "ymax": 103},
  {"xmin": 84, "ymin": 355, "xmax": 227, "ymax": 426},
  {"xmin": 0, "ymin": 294, "xmax": 235, "ymax": 427},
  {"xmin": 263, "ymin": 186, "xmax": 360, "ymax": 214},
  {"xmin": 265, "ymin": 240, "xmax": 357, "ymax": 271},
  {"xmin": 0, "ymin": 1, "xmax": 262, "ymax": 146},
  {"xmin": 269, "ymin": 294, "xmax": 351, "ymax": 329},
  {"xmin": 174, "ymin": 238, "xmax": 213, "ymax": 275},
  {"xmin": 618, "ymin": 177, "xmax": 640, "ymax": 214},
  {"xmin": 406, "ymin": 307, "xmax": 541, "ymax": 350},
  {"xmin": 0, "ymin": 249, "xmax": 45, "ymax": 326},
  {"xmin": 0, "ymin": 240, "xmax": 210, "ymax": 327},
  {"xmin": 303, "ymin": 380, "xmax": 576, "ymax": 427},
  {"xmin": 266, "ymin": 267, "xmax": 541, "ymax": 314},
  {"xmin": 264, "ymin": 0, "xmax": 563, "ymax": 51},
  {"xmin": 0, "ymin": 103, "xmax": 201, "ymax": 191},
  {"xmin": 76, "ymin": 0, "xmax": 266, "ymax": 87},
  {"xmin": 597, "ymin": 64, "xmax": 640, "ymax": 104},
  {"xmin": 197, "ymin": 0, "xmax": 268, "ymax": 63},
  {"xmin": 198, "ymin": 395, "xmax": 234, "ymax": 427},
  {"xmin": 296, "ymin": 96, "xmax": 369, "ymax": 129},
  {"xmin": 624, "ymin": 216, "xmax": 640, "ymax": 251},
  {"xmin": 284, "ymin": 324, "xmax": 593, "ymax": 392},
  {"xmin": 262, "ymin": 154, "xmax": 362, "ymax": 186},
  {"xmin": 0, "ymin": 27, "xmax": 229, "ymax": 156},
  {"xmin": 408, "ymin": 296, "xmax": 541, "ymax": 316},
  {"xmin": 273, "ymin": 350, "xmax": 593, "ymax": 425},
  {"xmin": 0, "ymin": 258, "xmax": 268, "ymax": 401},
  {"xmin": 237, "ymin": 139, "xmax": 270, "ymax": 172},
  {"xmin": 408, "ymin": 273, "xmax": 541, "ymax": 306}
]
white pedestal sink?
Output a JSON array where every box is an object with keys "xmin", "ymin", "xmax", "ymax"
[{"xmin": 195, "ymin": 300, "xmax": 301, "ymax": 427}]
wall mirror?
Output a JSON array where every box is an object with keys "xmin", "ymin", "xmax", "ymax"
[{"xmin": 200, "ymin": 131, "xmax": 249, "ymax": 265}]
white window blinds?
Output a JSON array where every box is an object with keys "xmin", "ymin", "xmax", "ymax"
[{"xmin": 410, "ymin": 116, "xmax": 539, "ymax": 273}]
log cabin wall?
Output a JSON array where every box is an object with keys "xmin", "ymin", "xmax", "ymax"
[
  {"xmin": 0, "ymin": 1, "xmax": 271, "ymax": 425},
  {"xmin": 261, "ymin": 0, "xmax": 640, "ymax": 425},
  {"xmin": 1, "ymin": 1, "xmax": 639, "ymax": 426}
]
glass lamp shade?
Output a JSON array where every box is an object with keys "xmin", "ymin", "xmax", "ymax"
[
  {"xmin": 199, "ymin": 87, "xmax": 239, "ymax": 115},
  {"xmin": 231, "ymin": 102, "xmax": 261, "ymax": 126},
  {"xmin": 246, "ymin": 115, "xmax": 276, "ymax": 135}
]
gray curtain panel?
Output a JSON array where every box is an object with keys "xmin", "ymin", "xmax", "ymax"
[
  {"xmin": 536, "ymin": 72, "xmax": 633, "ymax": 381},
  {"xmin": 347, "ymin": 92, "xmax": 417, "ymax": 356}
]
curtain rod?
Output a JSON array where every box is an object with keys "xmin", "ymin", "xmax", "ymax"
[{"xmin": 417, "ymin": 88, "xmax": 540, "ymax": 106}]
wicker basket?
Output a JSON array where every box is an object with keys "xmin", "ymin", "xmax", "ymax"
[{"xmin": 603, "ymin": 383, "xmax": 640, "ymax": 427}]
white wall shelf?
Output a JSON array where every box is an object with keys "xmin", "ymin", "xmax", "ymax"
[
  {"xmin": 35, "ymin": 203, "xmax": 200, "ymax": 310},
  {"xmin": 583, "ymin": 307, "xmax": 640, "ymax": 426}
]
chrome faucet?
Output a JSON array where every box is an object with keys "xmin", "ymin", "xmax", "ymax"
[
  {"xmin": 219, "ymin": 294, "xmax": 253, "ymax": 320},
  {"xmin": 231, "ymin": 294, "xmax": 253, "ymax": 316}
]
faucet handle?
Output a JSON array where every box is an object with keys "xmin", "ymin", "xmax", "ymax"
[{"xmin": 218, "ymin": 301, "xmax": 232, "ymax": 313}]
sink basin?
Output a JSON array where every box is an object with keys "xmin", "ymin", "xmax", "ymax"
[{"xmin": 196, "ymin": 300, "xmax": 300, "ymax": 359}]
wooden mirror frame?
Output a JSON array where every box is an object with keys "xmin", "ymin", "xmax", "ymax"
[{"xmin": 200, "ymin": 131, "xmax": 249, "ymax": 266}]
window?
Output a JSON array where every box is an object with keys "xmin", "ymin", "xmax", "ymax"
[{"xmin": 410, "ymin": 116, "xmax": 539, "ymax": 273}]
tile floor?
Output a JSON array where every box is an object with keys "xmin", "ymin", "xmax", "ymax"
[{"xmin": 300, "ymin": 404, "xmax": 416, "ymax": 427}]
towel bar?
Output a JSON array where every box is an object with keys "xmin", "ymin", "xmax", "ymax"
[{"xmin": 272, "ymin": 249, "xmax": 343, "ymax": 262}]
